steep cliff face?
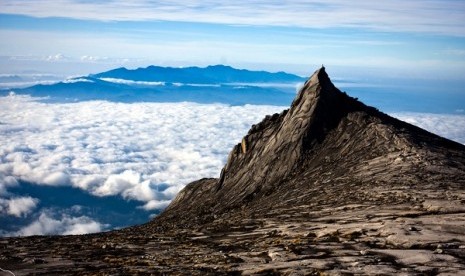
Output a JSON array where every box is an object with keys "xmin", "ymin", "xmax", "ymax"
[
  {"xmin": 213, "ymin": 67, "xmax": 371, "ymax": 203},
  {"xmin": 158, "ymin": 67, "xmax": 465, "ymax": 226}
]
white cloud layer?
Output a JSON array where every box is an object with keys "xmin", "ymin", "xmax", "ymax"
[
  {"xmin": 99, "ymin": 78, "xmax": 165, "ymax": 86},
  {"xmin": 391, "ymin": 113, "xmax": 465, "ymax": 145},
  {"xmin": 0, "ymin": 95, "xmax": 284, "ymax": 209},
  {"xmin": 1, "ymin": 95, "xmax": 464, "ymax": 215},
  {"xmin": 1, "ymin": 0, "xmax": 464, "ymax": 36},
  {"xmin": 12, "ymin": 212, "xmax": 104, "ymax": 236},
  {"xmin": 0, "ymin": 196, "xmax": 39, "ymax": 217},
  {"xmin": 0, "ymin": 173, "xmax": 18, "ymax": 195}
]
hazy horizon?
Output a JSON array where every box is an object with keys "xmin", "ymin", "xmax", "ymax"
[{"xmin": 1, "ymin": 1, "xmax": 465, "ymax": 80}]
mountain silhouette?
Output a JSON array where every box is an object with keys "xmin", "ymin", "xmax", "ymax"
[
  {"xmin": 2, "ymin": 67, "xmax": 465, "ymax": 275},
  {"xmin": 5, "ymin": 65, "xmax": 303, "ymax": 105},
  {"xmin": 92, "ymin": 64, "xmax": 304, "ymax": 84}
]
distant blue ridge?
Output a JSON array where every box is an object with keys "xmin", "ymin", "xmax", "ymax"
[
  {"xmin": 2, "ymin": 65, "xmax": 303, "ymax": 106},
  {"xmin": 1, "ymin": 65, "xmax": 464, "ymax": 113},
  {"xmin": 91, "ymin": 64, "xmax": 305, "ymax": 84}
]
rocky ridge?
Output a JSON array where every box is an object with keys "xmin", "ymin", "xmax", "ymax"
[
  {"xmin": 156, "ymin": 67, "xmax": 465, "ymax": 228},
  {"xmin": 1, "ymin": 67, "xmax": 465, "ymax": 275}
]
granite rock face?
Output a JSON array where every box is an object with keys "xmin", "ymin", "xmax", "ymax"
[
  {"xmin": 158, "ymin": 67, "xmax": 465, "ymax": 227},
  {"xmin": 1, "ymin": 67, "xmax": 465, "ymax": 275}
]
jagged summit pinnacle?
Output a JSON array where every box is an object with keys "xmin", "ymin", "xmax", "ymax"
[
  {"xmin": 211, "ymin": 67, "xmax": 368, "ymax": 203},
  {"xmin": 158, "ymin": 67, "xmax": 465, "ymax": 226}
]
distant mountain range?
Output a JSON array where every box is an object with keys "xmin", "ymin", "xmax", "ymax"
[
  {"xmin": 2, "ymin": 65, "xmax": 305, "ymax": 105},
  {"xmin": 3, "ymin": 65, "xmax": 465, "ymax": 113},
  {"xmin": 92, "ymin": 64, "xmax": 304, "ymax": 84}
]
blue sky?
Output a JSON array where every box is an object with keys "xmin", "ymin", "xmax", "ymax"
[{"xmin": 0, "ymin": 0, "xmax": 465, "ymax": 79}]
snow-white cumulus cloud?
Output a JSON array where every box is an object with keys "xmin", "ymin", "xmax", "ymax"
[
  {"xmin": 12, "ymin": 212, "xmax": 104, "ymax": 236},
  {"xmin": 0, "ymin": 196, "xmax": 39, "ymax": 217},
  {"xmin": 0, "ymin": 173, "xmax": 18, "ymax": 195},
  {"xmin": 1, "ymin": 0, "xmax": 464, "ymax": 36}
]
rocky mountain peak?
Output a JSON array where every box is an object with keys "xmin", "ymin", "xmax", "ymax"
[
  {"xmin": 212, "ymin": 67, "xmax": 368, "ymax": 206},
  {"xmin": 161, "ymin": 67, "xmax": 465, "ymax": 225}
]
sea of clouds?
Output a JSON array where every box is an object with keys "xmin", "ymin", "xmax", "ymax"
[
  {"xmin": 1, "ymin": 94, "xmax": 464, "ymax": 236},
  {"xmin": 0, "ymin": 94, "xmax": 286, "ymax": 235}
]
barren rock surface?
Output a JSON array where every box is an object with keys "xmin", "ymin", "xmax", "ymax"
[
  {"xmin": 1, "ymin": 67, "xmax": 465, "ymax": 275},
  {"xmin": 2, "ymin": 201, "xmax": 465, "ymax": 275}
]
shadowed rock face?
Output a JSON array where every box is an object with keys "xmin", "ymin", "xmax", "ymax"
[
  {"xmin": 157, "ymin": 67, "xmax": 465, "ymax": 227},
  {"xmin": 1, "ymin": 67, "xmax": 465, "ymax": 275}
]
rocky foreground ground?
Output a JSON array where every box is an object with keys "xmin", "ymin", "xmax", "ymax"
[
  {"xmin": 2, "ymin": 67, "xmax": 465, "ymax": 275},
  {"xmin": 2, "ymin": 193, "xmax": 465, "ymax": 275}
]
